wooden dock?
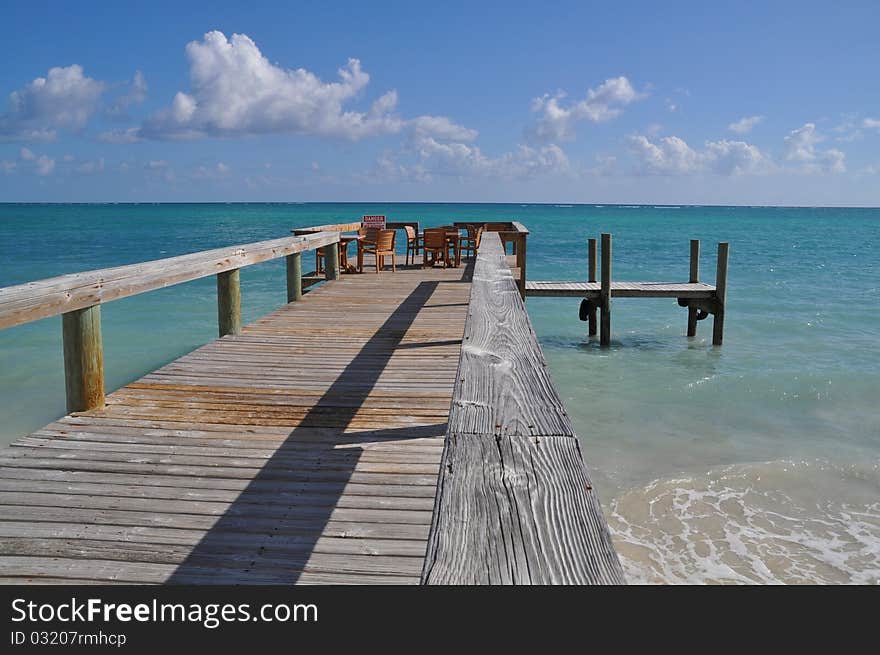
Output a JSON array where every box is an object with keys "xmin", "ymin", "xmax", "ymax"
[
  {"xmin": 526, "ymin": 280, "xmax": 716, "ymax": 298},
  {"xmin": 525, "ymin": 234, "xmax": 729, "ymax": 346},
  {"xmin": 0, "ymin": 222, "xmax": 623, "ymax": 585}
]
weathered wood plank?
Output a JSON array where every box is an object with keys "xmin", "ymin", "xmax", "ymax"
[
  {"xmin": 423, "ymin": 434, "xmax": 624, "ymax": 584},
  {"xmin": 0, "ymin": 556, "xmax": 416, "ymax": 585},
  {"xmin": 0, "ymin": 521, "xmax": 429, "ymax": 556},
  {"xmin": 0, "ymin": 231, "xmax": 339, "ymax": 329},
  {"xmin": 62, "ymin": 304, "xmax": 105, "ymax": 413},
  {"xmin": 450, "ymin": 233, "xmax": 573, "ymax": 437},
  {"xmin": 0, "ymin": 257, "xmax": 472, "ymax": 585},
  {"xmin": 423, "ymin": 231, "xmax": 624, "ymax": 585},
  {"xmin": 525, "ymin": 280, "xmax": 716, "ymax": 298}
]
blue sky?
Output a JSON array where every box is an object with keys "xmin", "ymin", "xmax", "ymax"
[{"xmin": 1, "ymin": 0, "xmax": 878, "ymax": 205}]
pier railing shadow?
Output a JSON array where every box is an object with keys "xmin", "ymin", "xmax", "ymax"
[{"xmin": 167, "ymin": 267, "xmax": 471, "ymax": 584}]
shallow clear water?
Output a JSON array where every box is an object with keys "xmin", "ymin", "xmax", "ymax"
[{"xmin": 1, "ymin": 202, "xmax": 878, "ymax": 584}]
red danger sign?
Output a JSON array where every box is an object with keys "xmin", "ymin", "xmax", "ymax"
[{"xmin": 362, "ymin": 215, "xmax": 386, "ymax": 229}]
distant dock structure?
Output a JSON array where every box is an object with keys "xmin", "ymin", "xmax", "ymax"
[{"xmin": 525, "ymin": 234, "xmax": 730, "ymax": 346}]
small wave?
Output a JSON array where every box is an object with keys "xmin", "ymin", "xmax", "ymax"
[
  {"xmin": 654, "ymin": 206, "xmax": 682, "ymax": 209},
  {"xmin": 608, "ymin": 459, "xmax": 880, "ymax": 584}
]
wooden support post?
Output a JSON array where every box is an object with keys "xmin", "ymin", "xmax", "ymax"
[
  {"xmin": 687, "ymin": 239, "xmax": 700, "ymax": 337},
  {"xmin": 286, "ymin": 252, "xmax": 302, "ymax": 302},
  {"xmin": 516, "ymin": 233, "xmax": 527, "ymax": 300},
  {"xmin": 600, "ymin": 233, "xmax": 612, "ymax": 346},
  {"xmin": 588, "ymin": 238, "xmax": 598, "ymax": 336},
  {"xmin": 62, "ymin": 305, "xmax": 105, "ymax": 413},
  {"xmin": 712, "ymin": 242, "xmax": 729, "ymax": 346},
  {"xmin": 217, "ymin": 268, "xmax": 241, "ymax": 337},
  {"xmin": 324, "ymin": 240, "xmax": 340, "ymax": 281}
]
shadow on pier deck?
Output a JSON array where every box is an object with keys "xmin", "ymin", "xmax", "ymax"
[{"xmin": 0, "ymin": 224, "xmax": 623, "ymax": 584}]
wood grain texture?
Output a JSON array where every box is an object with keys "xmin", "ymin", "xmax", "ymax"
[
  {"xmin": 423, "ymin": 232, "xmax": 625, "ymax": 585},
  {"xmin": 0, "ymin": 259, "xmax": 471, "ymax": 584},
  {"xmin": 449, "ymin": 233, "xmax": 573, "ymax": 437},
  {"xmin": 525, "ymin": 280, "xmax": 716, "ymax": 298},
  {"xmin": 286, "ymin": 252, "xmax": 302, "ymax": 302},
  {"xmin": 423, "ymin": 433, "xmax": 624, "ymax": 584},
  {"xmin": 0, "ymin": 231, "xmax": 339, "ymax": 329},
  {"xmin": 216, "ymin": 269, "xmax": 241, "ymax": 337},
  {"xmin": 62, "ymin": 305, "xmax": 105, "ymax": 413}
]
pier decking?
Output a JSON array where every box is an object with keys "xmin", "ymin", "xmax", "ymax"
[
  {"xmin": 526, "ymin": 235, "xmax": 729, "ymax": 346},
  {"xmin": 0, "ymin": 223, "xmax": 623, "ymax": 585},
  {"xmin": 525, "ymin": 280, "xmax": 716, "ymax": 298}
]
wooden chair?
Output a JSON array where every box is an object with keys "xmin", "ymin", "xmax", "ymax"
[
  {"xmin": 359, "ymin": 226, "xmax": 379, "ymax": 241},
  {"xmin": 356, "ymin": 228, "xmax": 377, "ymax": 272},
  {"xmin": 459, "ymin": 223, "xmax": 483, "ymax": 259},
  {"xmin": 422, "ymin": 227, "xmax": 452, "ymax": 268},
  {"xmin": 474, "ymin": 225, "xmax": 484, "ymax": 251},
  {"xmin": 404, "ymin": 226, "xmax": 421, "ymax": 266},
  {"xmin": 359, "ymin": 229, "xmax": 396, "ymax": 273}
]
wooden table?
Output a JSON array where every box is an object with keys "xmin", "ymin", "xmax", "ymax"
[{"xmin": 338, "ymin": 234, "xmax": 364, "ymax": 271}]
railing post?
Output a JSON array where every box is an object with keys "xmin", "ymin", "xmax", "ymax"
[
  {"xmin": 600, "ymin": 233, "xmax": 612, "ymax": 346},
  {"xmin": 712, "ymin": 242, "xmax": 729, "ymax": 346},
  {"xmin": 516, "ymin": 233, "xmax": 527, "ymax": 300},
  {"xmin": 588, "ymin": 238, "xmax": 598, "ymax": 336},
  {"xmin": 217, "ymin": 268, "xmax": 242, "ymax": 337},
  {"xmin": 286, "ymin": 252, "xmax": 302, "ymax": 302},
  {"xmin": 62, "ymin": 305, "xmax": 105, "ymax": 413},
  {"xmin": 688, "ymin": 239, "xmax": 700, "ymax": 337},
  {"xmin": 324, "ymin": 239, "xmax": 340, "ymax": 281}
]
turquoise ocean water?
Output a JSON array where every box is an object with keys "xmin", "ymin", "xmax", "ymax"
[{"xmin": 1, "ymin": 203, "xmax": 878, "ymax": 584}]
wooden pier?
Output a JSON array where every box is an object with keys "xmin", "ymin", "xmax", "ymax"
[
  {"xmin": 0, "ymin": 222, "xmax": 623, "ymax": 585},
  {"xmin": 525, "ymin": 234, "xmax": 729, "ymax": 346}
]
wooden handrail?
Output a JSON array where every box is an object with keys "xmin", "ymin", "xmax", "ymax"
[
  {"xmin": 422, "ymin": 232, "xmax": 624, "ymax": 584},
  {"xmin": 0, "ymin": 231, "xmax": 339, "ymax": 330},
  {"xmin": 0, "ymin": 229, "xmax": 340, "ymax": 413},
  {"xmin": 452, "ymin": 220, "xmax": 529, "ymax": 298},
  {"xmin": 292, "ymin": 222, "xmax": 362, "ymax": 235}
]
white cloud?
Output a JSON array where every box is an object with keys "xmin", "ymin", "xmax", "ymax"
[
  {"xmin": 0, "ymin": 160, "xmax": 15, "ymax": 173},
  {"xmin": 864, "ymin": 118, "xmax": 880, "ymax": 129},
  {"xmin": 783, "ymin": 123, "xmax": 845, "ymax": 173},
  {"xmin": 10, "ymin": 146, "xmax": 55, "ymax": 175},
  {"xmin": 377, "ymin": 133, "xmax": 569, "ymax": 182},
  {"xmin": 728, "ymin": 115, "xmax": 764, "ymax": 134},
  {"xmin": 529, "ymin": 76, "xmax": 644, "ymax": 142},
  {"xmin": 192, "ymin": 162, "xmax": 231, "ymax": 179},
  {"xmin": 628, "ymin": 135, "xmax": 701, "ymax": 174},
  {"xmin": 107, "ymin": 71, "xmax": 147, "ymax": 117},
  {"xmin": 36, "ymin": 155, "xmax": 55, "ymax": 176},
  {"xmin": 0, "ymin": 64, "xmax": 105, "ymax": 141},
  {"xmin": 97, "ymin": 127, "xmax": 141, "ymax": 143},
  {"xmin": 141, "ymin": 31, "xmax": 406, "ymax": 140},
  {"xmin": 703, "ymin": 139, "xmax": 769, "ymax": 175},
  {"xmin": 410, "ymin": 115, "xmax": 478, "ymax": 142},
  {"xmin": 782, "ymin": 123, "xmax": 820, "ymax": 161},
  {"xmin": 628, "ymin": 134, "xmax": 768, "ymax": 175},
  {"xmin": 145, "ymin": 159, "xmax": 169, "ymax": 169}
]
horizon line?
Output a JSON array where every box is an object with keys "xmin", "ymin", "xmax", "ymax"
[{"xmin": 1, "ymin": 201, "xmax": 879, "ymax": 210}]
